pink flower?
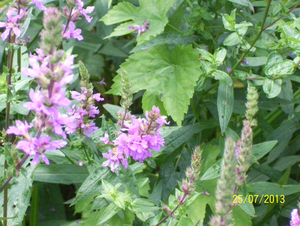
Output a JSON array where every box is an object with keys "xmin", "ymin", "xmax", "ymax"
[
  {"xmin": 92, "ymin": 93, "xmax": 104, "ymax": 102},
  {"xmin": 291, "ymin": 209, "xmax": 300, "ymax": 226},
  {"xmin": 63, "ymin": 22, "xmax": 83, "ymax": 41},
  {"xmin": 0, "ymin": 8, "xmax": 27, "ymax": 41},
  {"xmin": 77, "ymin": 0, "xmax": 95, "ymax": 23},
  {"xmin": 7, "ymin": 120, "xmax": 33, "ymax": 138},
  {"xmin": 100, "ymin": 133, "xmax": 110, "ymax": 144},
  {"xmin": 102, "ymin": 148, "xmax": 128, "ymax": 172},
  {"xmin": 24, "ymin": 89, "xmax": 50, "ymax": 115},
  {"xmin": 31, "ymin": 0, "xmax": 47, "ymax": 11}
]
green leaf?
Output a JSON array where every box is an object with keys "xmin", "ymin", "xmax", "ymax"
[
  {"xmin": 221, "ymin": 9, "xmax": 236, "ymax": 31},
  {"xmin": 142, "ymin": 90, "xmax": 167, "ymax": 116},
  {"xmin": 34, "ymin": 164, "xmax": 88, "ymax": 184},
  {"xmin": 101, "ymin": 0, "xmax": 177, "ymax": 44},
  {"xmin": 263, "ymin": 78, "xmax": 282, "ymax": 98},
  {"xmin": 228, "ymin": 0, "xmax": 254, "ymax": 12},
  {"xmin": 265, "ymin": 51, "xmax": 283, "ymax": 68},
  {"xmin": 211, "ymin": 70, "xmax": 233, "ymax": 86},
  {"xmin": 131, "ymin": 32, "xmax": 198, "ymax": 53},
  {"xmin": 103, "ymin": 103, "xmax": 124, "ymax": 120},
  {"xmin": 116, "ymin": 166, "xmax": 140, "ymax": 197},
  {"xmin": 252, "ymin": 140, "xmax": 278, "ymax": 161},
  {"xmin": 282, "ymin": 25, "xmax": 300, "ymax": 51},
  {"xmin": 265, "ymin": 60, "xmax": 295, "ymax": 77},
  {"xmin": 72, "ymin": 167, "xmax": 116, "ymax": 213},
  {"xmin": 97, "ymin": 203, "xmax": 121, "ymax": 225},
  {"xmin": 109, "ymin": 45, "xmax": 201, "ymax": 126},
  {"xmin": 217, "ymin": 82, "xmax": 234, "ymax": 133},
  {"xmin": 249, "ymin": 182, "xmax": 300, "ymax": 196},
  {"xmin": 235, "ymin": 21, "xmax": 253, "ymax": 36},
  {"xmin": 200, "ymin": 160, "xmax": 221, "ymax": 181},
  {"xmin": 214, "ymin": 48, "xmax": 227, "ymax": 64},
  {"xmin": 197, "ymin": 48, "xmax": 214, "ymax": 62},
  {"xmin": 223, "ymin": 32, "xmax": 241, "ymax": 46},
  {"xmin": 232, "ymin": 205, "xmax": 252, "ymax": 226}
]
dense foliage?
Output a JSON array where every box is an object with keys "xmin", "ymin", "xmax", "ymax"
[{"xmin": 1, "ymin": 0, "xmax": 300, "ymax": 225}]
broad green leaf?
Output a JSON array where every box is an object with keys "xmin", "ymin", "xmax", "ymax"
[
  {"xmin": 217, "ymin": 82, "xmax": 234, "ymax": 133},
  {"xmin": 200, "ymin": 160, "xmax": 221, "ymax": 181},
  {"xmin": 97, "ymin": 203, "xmax": 121, "ymax": 225},
  {"xmin": 72, "ymin": 167, "xmax": 116, "ymax": 213},
  {"xmin": 282, "ymin": 25, "xmax": 300, "ymax": 51},
  {"xmin": 221, "ymin": 9, "xmax": 236, "ymax": 31},
  {"xmin": 265, "ymin": 51, "xmax": 283, "ymax": 69},
  {"xmin": 0, "ymin": 161, "xmax": 35, "ymax": 226},
  {"xmin": 142, "ymin": 90, "xmax": 167, "ymax": 116},
  {"xmin": 197, "ymin": 48, "xmax": 214, "ymax": 62},
  {"xmin": 211, "ymin": 70, "xmax": 233, "ymax": 86},
  {"xmin": 234, "ymin": 70, "xmax": 247, "ymax": 80},
  {"xmin": 252, "ymin": 140, "xmax": 278, "ymax": 161},
  {"xmin": 214, "ymin": 47, "xmax": 227, "ymax": 64},
  {"xmin": 101, "ymin": 0, "xmax": 177, "ymax": 44},
  {"xmin": 235, "ymin": 21, "xmax": 253, "ymax": 36},
  {"xmin": 228, "ymin": 0, "xmax": 254, "ymax": 12},
  {"xmin": 103, "ymin": 103, "xmax": 124, "ymax": 120},
  {"xmin": 244, "ymin": 57, "xmax": 267, "ymax": 66},
  {"xmin": 223, "ymin": 32, "xmax": 241, "ymax": 46},
  {"xmin": 131, "ymin": 33, "xmax": 198, "ymax": 53},
  {"xmin": 109, "ymin": 45, "xmax": 201, "ymax": 126},
  {"xmin": 263, "ymin": 78, "xmax": 282, "ymax": 98},
  {"xmin": 131, "ymin": 198, "xmax": 159, "ymax": 213},
  {"xmin": 265, "ymin": 60, "xmax": 295, "ymax": 77},
  {"xmin": 249, "ymin": 182, "xmax": 300, "ymax": 196},
  {"xmin": 34, "ymin": 164, "xmax": 88, "ymax": 184},
  {"xmin": 137, "ymin": 178, "xmax": 150, "ymax": 197},
  {"xmin": 116, "ymin": 165, "xmax": 140, "ymax": 197},
  {"xmin": 188, "ymin": 194, "xmax": 214, "ymax": 224},
  {"xmin": 232, "ymin": 205, "xmax": 252, "ymax": 226}
]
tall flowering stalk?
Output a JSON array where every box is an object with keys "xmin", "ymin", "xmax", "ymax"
[
  {"xmin": 67, "ymin": 61, "xmax": 104, "ymax": 137},
  {"xmin": 1, "ymin": 8, "xmax": 77, "ymax": 194},
  {"xmin": 235, "ymin": 83, "xmax": 259, "ymax": 187},
  {"xmin": 156, "ymin": 146, "xmax": 202, "ymax": 226},
  {"xmin": 210, "ymin": 137, "xmax": 237, "ymax": 226},
  {"xmin": 100, "ymin": 71, "xmax": 168, "ymax": 172}
]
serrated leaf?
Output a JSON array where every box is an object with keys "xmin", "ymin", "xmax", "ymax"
[
  {"xmin": 109, "ymin": 45, "xmax": 201, "ymax": 126},
  {"xmin": 101, "ymin": 0, "xmax": 177, "ymax": 44},
  {"xmin": 249, "ymin": 182, "xmax": 300, "ymax": 196},
  {"xmin": 200, "ymin": 160, "xmax": 221, "ymax": 181},
  {"xmin": 263, "ymin": 78, "xmax": 282, "ymax": 98},
  {"xmin": 34, "ymin": 164, "xmax": 88, "ymax": 184},
  {"xmin": 217, "ymin": 82, "xmax": 234, "ymax": 133},
  {"xmin": 131, "ymin": 33, "xmax": 198, "ymax": 53}
]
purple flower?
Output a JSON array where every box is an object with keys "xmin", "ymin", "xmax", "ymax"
[
  {"xmin": 81, "ymin": 122, "xmax": 98, "ymax": 137},
  {"xmin": 291, "ymin": 209, "xmax": 300, "ymax": 226},
  {"xmin": 88, "ymin": 105, "xmax": 99, "ymax": 118},
  {"xmin": 242, "ymin": 59, "xmax": 249, "ymax": 65},
  {"xmin": 70, "ymin": 88, "xmax": 88, "ymax": 102},
  {"xmin": 50, "ymin": 88, "xmax": 71, "ymax": 107},
  {"xmin": 31, "ymin": 0, "xmax": 47, "ymax": 11},
  {"xmin": 24, "ymin": 89, "xmax": 50, "ymax": 115},
  {"xmin": 7, "ymin": 120, "xmax": 33, "ymax": 138},
  {"xmin": 100, "ymin": 133, "xmax": 110, "ymax": 144},
  {"xmin": 102, "ymin": 148, "xmax": 128, "ymax": 172},
  {"xmin": 127, "ymin": 21, "xmax": 150, "ymax": 36},
  {"xmin": 92, "ymin": 93, "xmax": 104, "ymax": 102},
  {"xmin": 0, "ymin": 8, "xmax": 27, "ymax": 41},
  {"xmin": 63, "ymin": 22, "xmax": 83, "ymax": 41},
  {"xmin": 76, "ymin": 0, "xmax": 95, "ymax": 23}
]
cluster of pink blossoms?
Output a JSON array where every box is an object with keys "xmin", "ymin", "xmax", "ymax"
[
  {"xmin": 0, "ymin": 7, "xmax": 27, "ymax": 41},
  {"xmin": 291, "ymin": 209, "xmax": 300, "ymax": 226},
  {"xmin": 68, "ymin": 86, "xmax": 104, "ymax": 137},
  {"xmin": 100, "ymin": 106, "xmax": 169, "ymax": 172}
]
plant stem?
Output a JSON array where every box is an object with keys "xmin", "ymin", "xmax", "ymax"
[
  {"xmin": 82, "ymin": 142, "xmax": 92, "ymax": 164},
  {"xmin": 229, "ymin": 0, "xmax": 272, "ymax": 76},
  {"xmin": 263, "ymin": 2, "xmax": 300, "ymax": 30},
  {"xmin": 30, "ymin": 185, "xmax": 39, "ymax": 226}
]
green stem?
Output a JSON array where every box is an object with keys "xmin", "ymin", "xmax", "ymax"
[
  {"xmin": 229, "ymin": 0, "xmax": 272, "ymax": 76},
  {"xmin": 82, "ymin": 143, "xmax": 92, "ymax": 164},
  {"xmin": 166, "ymin": 24, "xmax": 182, "ymax": 33},
  {"xmin": 30, "ymin": 185, "xmax": 39, "ymax": 226},
  {"xmin": 263, "ymin": 2, "xmax": 300, "ymax": 30},
  {"xmin": 191, "ymin": 98, "xmax": 200, "ymax": 123}
]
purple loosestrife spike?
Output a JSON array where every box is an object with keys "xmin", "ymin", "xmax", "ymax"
[
  {"xmin": 210, "ymin": 137, "xmax": 237, "ymax": 226},
  {"xmin": 245, "ymin": 83, "xmax": 259, "ymax": 126},
  {"xmin": 291, "ymin": 209, "xmax": 300, "ymax": 226}
]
